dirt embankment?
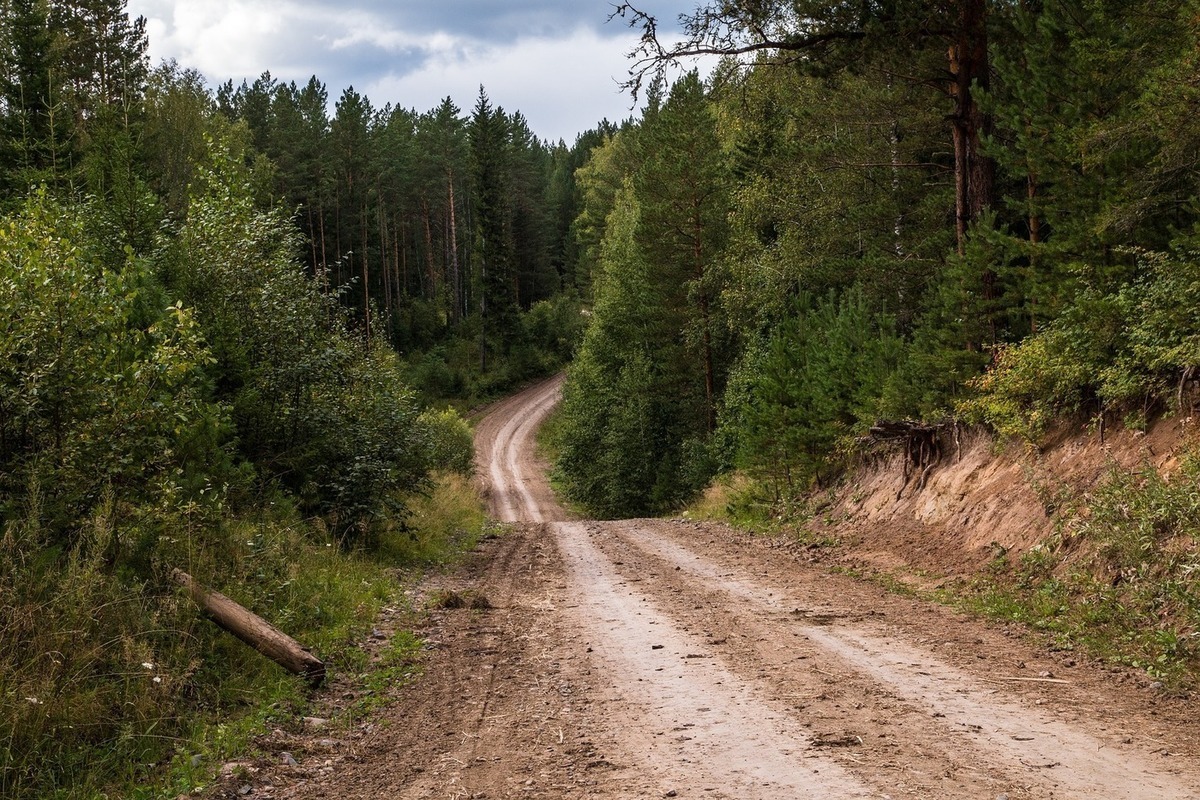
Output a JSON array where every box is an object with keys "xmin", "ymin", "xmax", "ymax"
[{"xmin": 815, "ymin": 415, "xmax": 1197, "ymax": 582}]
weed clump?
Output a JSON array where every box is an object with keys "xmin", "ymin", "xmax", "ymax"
[{"xmin": 430, "ymin": 589, "xmax": 493, "ymax": 610}]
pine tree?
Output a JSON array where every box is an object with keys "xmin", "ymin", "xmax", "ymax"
[
  {"xmin": 470, "ymin": 87, "xmax": 518, "ymax": 369},
  {"xmin": 0, "ymin": 0, "xmax": 72, "ymax": 196}
]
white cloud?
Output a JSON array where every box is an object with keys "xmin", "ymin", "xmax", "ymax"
[
  {"xmin": 127, "ymin": 1, "xmax": 712, "ymax": 142},
  {"xmin": 364, "ymin": 27, "xmax": 711, "ymax": 143}
]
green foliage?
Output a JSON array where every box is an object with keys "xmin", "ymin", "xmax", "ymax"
[
  {"xmin": 959, "ymin": 323, "xmax": 1103, "ymax": 442},
  {"xmin": 555, "ymin": 74, "xmax": 731, "ymax": 517},
  {"xmin": 721, "ymin": 288, "xmax": 902, "ymax": 497},
  {"xmin": 380, "ymin": 472, "xmax": 489, "ymax": 565},
  {"xmin": 962, "ymin": 247, "xmax": 1200, "ymax": 442},
  {"xmin": 0, "ymin": 190, "xmax": 224, "ymax": 537},
  {"xmin": 418, "ymin": 409, "xmax": 475, "ymax": 476},
  {"xmin": 163, "ymin": 137, "xmax": 451, "ymax": 536}
]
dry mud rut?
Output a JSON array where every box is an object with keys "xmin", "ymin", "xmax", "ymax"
[{"xmin": 277, "ymin": 377, "xmax": 1200, "ymax": 800}]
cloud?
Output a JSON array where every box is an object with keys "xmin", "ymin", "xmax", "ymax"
[
  {"xmin": 127, "ymin": 0, "xmax": 710, "ymax": 141},
  {"xmin": 363, "ymin": 26, "xmax": 652, "ymax": 143}
]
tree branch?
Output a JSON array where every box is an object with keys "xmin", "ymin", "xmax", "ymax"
[{"xmin": 611, "ymin": 2, "xmax": 868, "ymax": 98}]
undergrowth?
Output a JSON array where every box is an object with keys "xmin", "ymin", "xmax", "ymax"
[
  {"xmin": 685, "ymin": 471, "xmax": 841, "ymax": 550},
  {"xmin": 0, "ymin": 472, "xmax": 488, "ymax": 800}
]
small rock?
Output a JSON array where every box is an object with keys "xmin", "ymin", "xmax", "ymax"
[
  {"xmin": 238, "ymin": 786, "xmax": 252, "ymax": 797},
  {"xmin": 665, "ymin": 791, "xmax": 678, "ymax": 798},
  {"xmin": 651, "ymin": 644, "xmax": 664, "ymax": 650},
  {"xmin": 1038, "ymin": 671, "xmax": 1055, "ymax": 679},
  {"xmin": 1150, "ymin": 681, "xmax": 1165, "ymax": 691},
  {"xmin": 303, "ymin": 716, "xmax": 329, "ymax": 729},
  {"xmin": 281, "ymin": 752, "xmax": 298, "ymax": 767},
  {"xmin": 996, "ymin": 794, "xmax": 1009, "ymax": 800},
  {"xmin": 190, "ymin": 754, "xmax": 203, "ymax": 767}
]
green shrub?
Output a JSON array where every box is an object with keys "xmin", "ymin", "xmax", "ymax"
[
  {"xmin": 720, "ymin": 287, "xmax": 902, "ymax": 498},
  {"xmin": 0, "ymin": 190, "xmax": 225, "ymax": 541},
  {"xmin": 418, "ymin": 408, "xmax": 475, "ymax": 476},
  {"xmin": 963, "ymin": 247, "xmax": 1200, "ymax": 442}
]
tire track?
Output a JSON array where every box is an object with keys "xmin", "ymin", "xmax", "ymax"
[
  {"xmin": 470, "ymin": 376, "xmax": 1200, "ymax": 799},
  {"xmin": 596, "ymin": 520, "xmax": 1200, "ymax": 799}
]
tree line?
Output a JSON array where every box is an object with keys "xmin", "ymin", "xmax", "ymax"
[
  {"xmin": 213, "ymin": 73, "xmax": 597, "ymax": 383},
  {"xmin": 555, "ymin": 0, "xmax": 1200, "ymax": 517}
]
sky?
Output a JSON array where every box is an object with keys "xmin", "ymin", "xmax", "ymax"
[{"xmin": 124, "ymin": 1, "xmax": 709, "ymax": 144}]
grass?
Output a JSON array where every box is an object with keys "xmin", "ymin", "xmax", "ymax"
[
  {"xmin": 378, "ymin": 472, "xmax": 489, "ymax": 566},
  {"xmin": 946, "ymin": 452, "xmax": 1200, "ymax": 690},
  {"xmin": 0, "ymin": 471, "xmax": 490, "ymax": 800},
  {"xmin": 682, "ymin": 471, "xmax": 843, "ymax": 554},
  {"xmin": 350, "ymin": 630, "xmax": 426, "ymax": 720}
]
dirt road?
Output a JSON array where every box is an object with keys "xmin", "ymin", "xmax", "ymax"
[{"xmin": 273, "ymin": 377, "xmax": 1200, "ymax": 799}]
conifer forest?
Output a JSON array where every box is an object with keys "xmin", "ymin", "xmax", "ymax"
[{"xmin": 3, "ymin": 0, "xmax": 1200, "ymax": 796}]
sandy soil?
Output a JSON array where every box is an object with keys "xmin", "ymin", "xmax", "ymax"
[{"xmin": 221, "ymin": 377, "xmax": 1200, "ymax": 799}]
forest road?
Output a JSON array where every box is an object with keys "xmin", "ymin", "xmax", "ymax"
[{"xmin": 280, "ymin": 376, "xmax": 1200, "ymax": 799}]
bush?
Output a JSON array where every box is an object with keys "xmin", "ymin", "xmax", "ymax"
[
  {"xmin": 962, "ymin": 247, "xmax": 1200, "ymax": 443},
  {"xmin": 167, "ymin": 139, "xmax": 438, "ymax": 536},
  {"xmin": 418, "ymin": 408, "xmax": 475, "ymax": 476},
  {"xmin": 0, "ymin": 190, "xmax": 225, "ymax": 541}
]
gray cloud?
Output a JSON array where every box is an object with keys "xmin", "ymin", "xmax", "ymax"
[{"xmin": 128, "ymin": 0, "xmax": 707, "ymax": 141}]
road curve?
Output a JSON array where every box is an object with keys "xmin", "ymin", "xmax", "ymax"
[
  {"xmin": 473, "ymin": 375, "xmax": 565, "ymax": 524},
  {"xmin": 475, "ymin": 376, "xmax": 1200, "ymax": 799}
]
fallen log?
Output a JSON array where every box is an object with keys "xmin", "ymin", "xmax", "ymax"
[{"xmin": 171, "ymin": 568, "xmax": 326, "ymax": 687}]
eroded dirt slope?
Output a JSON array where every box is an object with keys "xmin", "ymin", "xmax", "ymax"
[
  {"xmin": 825, "ymin": 417, "xmax": 1196, "ymax": 581},
  {"xmin": 226, "ymin": 379, "xmax": 1200, "ymax": 799}
]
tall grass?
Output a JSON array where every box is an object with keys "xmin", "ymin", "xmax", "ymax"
[{"xmin": 0, "ymin": 473, "xmax": 488, "ymax": 799}]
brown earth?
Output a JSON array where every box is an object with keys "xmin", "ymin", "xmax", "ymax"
[
  {"xmin": 813, "ymin": 415, "xmax": 1198, "ymax": 584},
  {"xmin": 213, "ymin": 378, "xmax": 1200, "ymax": 799}
]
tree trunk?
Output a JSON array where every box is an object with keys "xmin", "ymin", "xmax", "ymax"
[
  {"xmin": 948, "ymin": 0, "xmax": 994, "ymax": 255},
  {"xmin": 1028, "ymin": 165, "xmax": 1041, "ymax": 333},
  {"xmin": 693, "ymin": 203, "xmax": 716, "ymax": 433},
  {"xmin": 948, "ymin": 0, "xmax": 997, "ymax": 345},
  {"xmin": 380, "ymin": 205, "xmax": 391, "ymax": 322},
  {"xmin": 318, "ymin": 200, "xmax": 330, "ymax": 293},
  {"xmin": 448, "ymin": 170, "xmax": 461, "ymax": 322},
  {"xmin": 362, "ymin": 202, "xmax": 371, "ymax": 347},
  {"xmin": 172, "ymin": 569, "xmax": 326, "ymax": 687},
  {"xmin": 422, "ymin": 200, "xmax": 437, "ymax": 301}
]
